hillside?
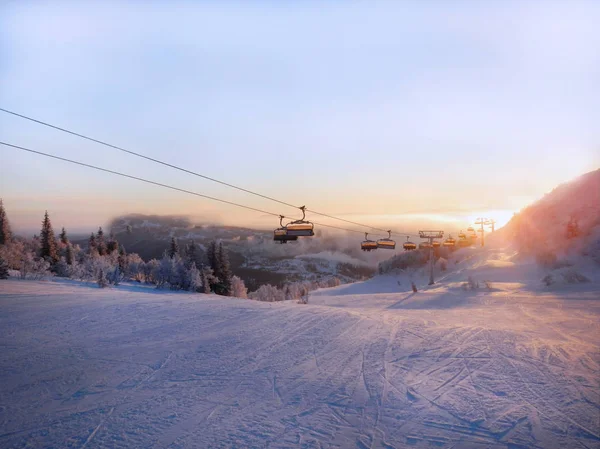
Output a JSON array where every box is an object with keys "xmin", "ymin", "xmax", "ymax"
[{"xmin": 501, "ymin": 168, "xmax": 600, "ymax": 260}]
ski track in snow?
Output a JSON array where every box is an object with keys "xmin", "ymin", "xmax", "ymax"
[{"xmin": 0, "ymin": 276, "xmax": 599, "ymax": 449}]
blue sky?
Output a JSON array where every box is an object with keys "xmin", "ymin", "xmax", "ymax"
[{"xmin": 1, "ymin": 0, "xmax": 598, "ymax": 234}]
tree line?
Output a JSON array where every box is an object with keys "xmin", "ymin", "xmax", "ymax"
[
  {"xmin": 0, "ymin": 201, "xmax": 342, "ymax": 301},
  {"xmin": 0, "ymin": 201, "xmax": 244, "ymax": 296}
]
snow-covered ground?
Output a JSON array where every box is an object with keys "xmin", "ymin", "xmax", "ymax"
[{"xmin": 1, "ymin": 245, "xmax": 599, "ymax": 448}]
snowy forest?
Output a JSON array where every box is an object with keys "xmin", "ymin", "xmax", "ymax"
[{"xmin": 0, "ymin": 201, "xmax": 341, "ymax": 302}]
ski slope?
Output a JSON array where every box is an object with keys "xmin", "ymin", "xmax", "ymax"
[{"xmin": 1, "ymin": 250, "xmax": 599, "ymax": 448}]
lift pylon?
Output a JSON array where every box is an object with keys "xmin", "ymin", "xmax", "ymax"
[{"xmin": 419, "ymin": 230, "xmax": 444, "ymax": 285}]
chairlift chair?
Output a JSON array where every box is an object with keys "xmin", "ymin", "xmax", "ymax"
[
  {"xmin": 361, "ymin": 233, "xmax": 378, "ymax": 251},
  {"xmin": 443, "ymin": 235, "xmax": 456, "ymax": 247},
  {"xmin": 286, "ymin": 206, "xmax": 315, "ymax": 237},
  {"xmin": 403, "ymin": 236, "xmax": 417, "ymax": 251},
  {"xmin": 273, "ymin": 216, "xmax": 298, "ymax": 244},
  {"xmin": 377, "ymin": 230, "xmax": 396, "ymax": 249}
]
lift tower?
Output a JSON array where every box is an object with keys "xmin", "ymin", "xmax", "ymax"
[
  {"xmin": 419, "ymin": 230, "xmax": 444, "ymax": 285},
  {"xmin": 474, "ymin": 218, "xmax": 496, "ymax": 247}
]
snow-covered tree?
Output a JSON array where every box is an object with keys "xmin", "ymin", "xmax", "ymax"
[
  {"xmin": 117, "ymin": 246, "xmax": 127, "ymax": 272},
  {"xmin": 59, "ymin": 227, "xmax": 68, "ymax": 245},
  {"xmin": 231, "ymin": 275, "xmax": 248, "ymax": 298},
  {"xmin": 126, "ymin": 253, "xmax": 144, "ymax": 282},
  {"xmin": 184, "ymin": 240, "xmax": 202, "ymax": 268},
  {"xmin": 216, "ymin": 242, "xmax": 232, "ymax": 296},
  {"xmin": 0, "ymin": 240, "xmax": 25, "ymax": 270},
  {"xmin": 188, "ymin": 262, "xmax": 202, "ymax": 292},
  {"xmin": 0, "ymin": 255, "xmax": 9, "ymax": 279},
  {"xmin": 88, "ymin": 232, "xmax": 97, "ymax": 254},
  {"xmin": 144, "ymin": 259, "xmax": 160, "ymax": 284},
  {"xmin": 96, "ymin": 227, "xmax": 107, "ymax": 256},
  {"xmin": 108, "ymin": 266, "xmax": 122, "ymax": 286},
  {"xmin": 200, "ymin": 265, "xmax": 218, "ymax": 294},
  {"xmin": 40, "ymin": 211, "xmax": 59, "ymax": 265},
  {"xmin": 206, "ymin": 240, "xmax": 220, "ymax": 292},
  {"xmin": 97, "ymin": 268, "xmax": 108, "ymax": 288},
  {"xmin": 106, "ymin": 232, "xmax": 119, "ymax": 254},
  {"xmin": 0, "ymin": 199, "xmax": 11, "ymax": 245},
  {"xmin": 153, "ymin": 254, "xmax": 173, "ymax": 288},
  {"xmin": 207, "ymin": 240, "xmax": 219, "ymax": 269},
  {"xmin": 168, "ymin": 237, "xmax": 179, "ymax": 259},
  {"xmin": 54, "ymin": 257, "xmax": 70, "ymax": 277}
]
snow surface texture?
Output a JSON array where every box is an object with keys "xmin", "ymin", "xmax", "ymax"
[{"xmin": 1, "ymin": 246, "xmax": 599, "ymax": 449}]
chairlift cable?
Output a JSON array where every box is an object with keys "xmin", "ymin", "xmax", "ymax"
[
  {"xmin": 0, "ymin": 107, "xmax": 416, "ymax": 236},
  {"xmin": 0, "ymin": 140, "xmax": 404, "ymax": 238}
]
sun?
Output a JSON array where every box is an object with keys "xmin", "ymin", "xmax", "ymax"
[{"xmin": 466, "ymin": 210, "xmax": 515, "ymax": 230}]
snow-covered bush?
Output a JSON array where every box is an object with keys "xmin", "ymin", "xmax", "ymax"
[
  {"xmin": 125, "ymin": 253, "xmax": 145, "ymax": 282},
  {"xmin": 297, "ymin": 290, "xmax": 309, "ymax": 304},
  {"xmin": 54, "ymin": 257, "xmax": 71, "ymax": 278},
  {"xmin": 249, "ymin": 284, "xmax": 285, "ymax": 302},
  {"xmin": 107, "ymin": 266, "xmax": 123, "ymax": 286},
  {"xmin": 144, "ymin": 259, "xmax": 160, "ymax": 284},
  {"xmin": 321, "ymin": 277, "xmax": 341, "ymax": 288},
  {"xmin": 542, "ymin": 268, "xmax": 589, "ymax": 286},
  {"xmin": 231, "ymin": 275, "xmax": 248, "ymax": 298},
  {"xmin": 19, "ymin": 253, "xmax": 51, "ymax": 280},
  {"xmin": 462, "ymin": 276, "xmax": 479, "ymax": 291},
  {"xmin": 97, "ymin": 268, "xmax": 108, "ymax": 288}
]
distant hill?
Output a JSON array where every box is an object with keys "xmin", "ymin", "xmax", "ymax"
[
  {"xmin": 502, "ymin": 169, "xmax": 600, "ymax": 260},
  {"xmin": 73, "ymin": 214, "xmax": 377, "ymax": 291}
]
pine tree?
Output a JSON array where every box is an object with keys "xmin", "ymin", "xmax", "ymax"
[
  {"xmin": 168, "ymin": 237, "xmax": 179, "ymax": 259},
  {"xmin": 65, "ymin": 244, "xmax": 74, "ymax": 265},
  {"xmin": 106, "ymin": 232, "xmax": 119, "ymax": 254},
  {"xmin": 206, "ymin": 240, "xmax": 221, "ymax": 292},
  {"xmin": 0, "ymin": 255, "xmax": 9, "ymax": 279},
  {"xmin": 126, "ymin": 225, "xmax": 132, "ymax": 235},
  {"xmin": 88, "ymin": 233, "xmax": 97, "ymax": 254},
  {"xmin": 59, "ymin": 227, "xmax": 68, "ymax": 245},
  {"xmin": 185, "ymin": 240, "xmax": 202, "ymax": 268},
  {"xmin": 206, "ymin": 240, "xmax": 219, "ymax": 273},
  {"xmin": 0, "ymin": 199, "xmax": 12, "ymax": 245},
  {"xmin": 200, "ymin": 265, "xmax": 218, "ymax": 294},
  {"xmin": 96, "ymin": 227, "xmax": 106, "ymax": 255},
  {"xmin": 40, "ymin": 211, "xmax": 59, "ymax": 265},
  {"xmin": 117, "ymin": 246, "xmax": 127, "ymax": 272},
  {"xmin": 216, "ymin": 242, "xmax": 232, "ymax": 296}
]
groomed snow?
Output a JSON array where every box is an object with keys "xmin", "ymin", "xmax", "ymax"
[{"xmin": 1, "ymin": 250, "xmax": 599, "ymax": 448}]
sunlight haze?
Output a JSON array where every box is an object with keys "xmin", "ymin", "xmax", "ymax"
[{"xmin": 1, "ymin": 0, "xmax": 598, "ymax": 234}]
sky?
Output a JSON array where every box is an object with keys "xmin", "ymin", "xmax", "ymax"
[{"xmin": 1, "ymin": 0, "xmax": 599, "ymax": 235}]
